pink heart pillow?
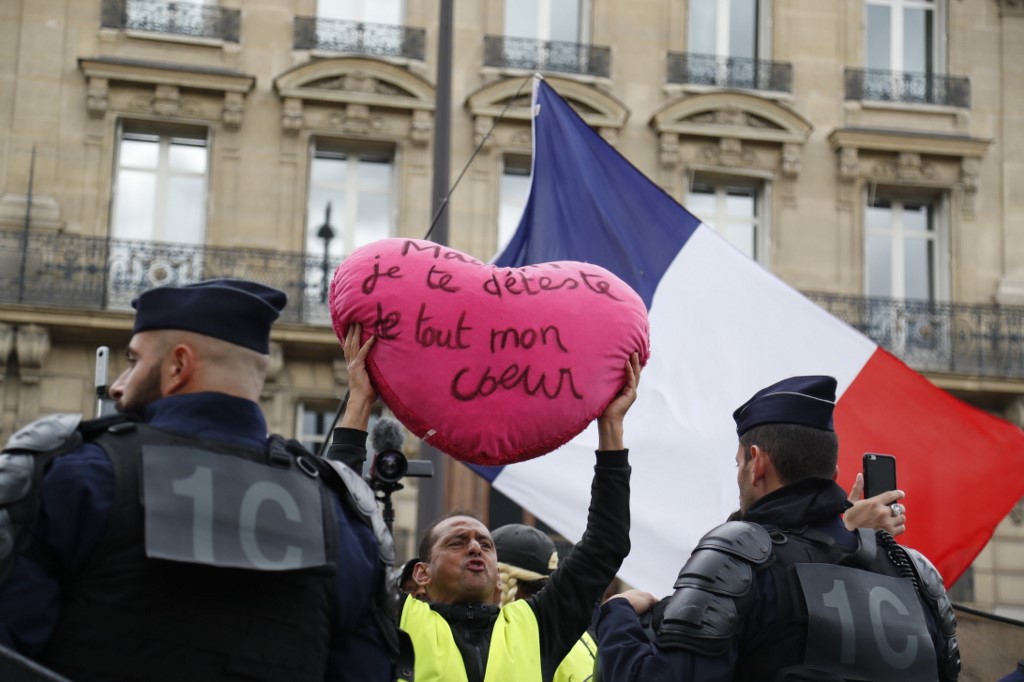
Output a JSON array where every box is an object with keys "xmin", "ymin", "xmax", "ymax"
[{"xmin": 329, "ymin": 238, "xmax": 650, "ymax": 466}]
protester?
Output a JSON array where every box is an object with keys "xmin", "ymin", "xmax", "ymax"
[
  {"xmin": 342, "ymin": 323, "xmax": 638, "ymax": 682},
  {"xmin": 492, "ymin": 523, "xmax": 597, "ymax": 682},
  {"xmin": 594, "ymin": 375, "xmax": 960, "ymax": 681},
  {"xmin": 0, "ymin": 280, "xmax": 393, "ymax": 681}
]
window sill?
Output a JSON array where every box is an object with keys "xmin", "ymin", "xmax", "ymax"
[{"xmin": 664, "ymin": 82, "xmax": 795, "ymax": 104}]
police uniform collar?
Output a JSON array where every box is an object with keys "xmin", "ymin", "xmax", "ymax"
[
  {"xmin": 142, "ymin": 393, "xmax": 268, "ymax": 449},
  {"xmin": 741, "ymin": 478, "xmax": 851, "ymax": 530}
]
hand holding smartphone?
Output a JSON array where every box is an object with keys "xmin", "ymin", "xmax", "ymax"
[{"xmin": 862, "ymin": 453, "xmax": 897, "ymax": 498}]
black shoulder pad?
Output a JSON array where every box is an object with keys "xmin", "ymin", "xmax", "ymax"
[
  {"xmin": 694, "ymin": 521, "xmax": 772, "ymax": 564},
  {"xmin": 3, "ymin": 414, "xmax": 82, "ymax": 454},
  {"xmin": 658, "ymin": 586, "xmax": 739, "ymax": 656},
  {"xmin": 658, "ymin": 522, "xmax": 770, "ymax": 656}
]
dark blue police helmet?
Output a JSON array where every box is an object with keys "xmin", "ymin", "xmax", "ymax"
[
  {"xmin": 131, "ymin": 279, "xmax": 287, "ymax": 354},
  {"xmin": 732, "ymin": 375, "xmax": 837, "ymax": 436}
]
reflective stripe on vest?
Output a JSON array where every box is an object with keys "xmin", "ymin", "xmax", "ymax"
[
  {"xmin": 554, "ymin": 631, "xmax": 597, "ymax": 682},
  {"xmin": 399, "ymin": 595, "xmax": 541, "ymax": 682}
]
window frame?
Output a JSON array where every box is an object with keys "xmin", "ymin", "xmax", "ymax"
[
  {"xmin": 110, "ymin": 119, "xmax": 210, "ymax": 244},
  {"xmin": 496, "ymin": 153, "xmax": 532, "ymax": 256},
  {"xmin": 316, "ymin": 0, "xmax": 405, "ymax": 23},
  {"xmin": 863, "ymin": 185, "xmax": 950, "ymax": 302},
  {"xmin": 685, "ymin": 171, "xmax": 772, "ymax": 267},
  {"xmin": 864, "ymin": 0, "xmax": 946, "ymax": 75},
  {"xmin": 305, "ymin": 137, "xmax": 397, "ymax": 260},
  {"xmin": 502, "ymin": 0, "xmax": 592, "ymax": 44},
  {"xmin": 685, "ymin": 0, "xmax": 773, "ymax": 60}
]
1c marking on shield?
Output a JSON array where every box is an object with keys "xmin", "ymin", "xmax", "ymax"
[{"xmin": 142, "ymin": 446, "xmax": 327, "ymax": 571}]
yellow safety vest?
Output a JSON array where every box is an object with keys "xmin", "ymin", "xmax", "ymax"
[
  {"xmin": 554, "ymin": 631, "xmax": 597, "ymax": 682},
  {"xmin": 399, "ymin": 595, "xmax": 542, "ymax": 682}
]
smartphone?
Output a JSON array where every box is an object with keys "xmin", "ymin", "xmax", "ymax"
[{"xmin": 862, "ymin": 453, "xmax": 897, "ymax": 498}]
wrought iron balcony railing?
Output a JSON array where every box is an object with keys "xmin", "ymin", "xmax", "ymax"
[
  {"xmin": 806, "ymin": 292, "xmax": 1024, "ymax": 379},
  {"xmin": 0, "ymin": 230, "xmax": 341, "ymax": 326},
  {"xmin": 293, "ymin": 16, "xmax": 425, "ymax": 60},
  {"xmin": 484, "ymin": 35, "xmax": 611, "ymax": 78},
  {"xmin": 667, "ymin": 52, "xmax": 793, "ymax": 93},
  {"xmin": 844, "ymin": 68, "xmax": 971, "ymax": 108},
  {"xmin": 101, "ymin": 0, "xmax": 240, "ymax": 42}
]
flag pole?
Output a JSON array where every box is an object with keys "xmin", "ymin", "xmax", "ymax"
[{"xmin": 416, "ymin": 0, "xmax": 454, "ymax": 541}]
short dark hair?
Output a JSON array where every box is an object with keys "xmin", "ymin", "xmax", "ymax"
[
  {"xmin": 417, "ymin": 509, "xmax": 485, "ymax": 563},
  {"xmin": 739, "ymin": 422, "xmax": 838, "ymax": 484}
]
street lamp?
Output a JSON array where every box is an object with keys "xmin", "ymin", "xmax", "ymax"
[{"xmin": 316, "ymin": 202, "xmax": 335, "ymax": 304}]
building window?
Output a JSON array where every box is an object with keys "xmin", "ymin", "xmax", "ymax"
[
  {"xmin": 497, "ymin": 155, "xmax": 531, "ymax": 255},
  {"xmin": 504, "ymin": 0, "xmax": 590, "ymax": 43},
  {"xmin": 686, "ymin": 177, "xmax": 766, "ymax": 263},
  {"xmin": 688, "ymin": 0, "xmax": 760, "ymax": 59},
  {"xmin": 865, "ymin": 194, "xmax": 946, "ymax": 301},
  {"xmin": 866, "ymin": 0, "xmax": 939, "ymax": 74},
  {"xmin": 111, "ymin": 124, "xmax": 208, "ymax": 244},
  {"xmin": 298, "ymin": 403, "xmax": 337, "ymax": 455},
  {"xmin": 307, "ymin": 139, "xmax": 395, "ymax": 260},
  {"xmin": 317, "ymin": 0, "xmax": 402, "ymax": 23},
  {"xmin": 298, "ymin": 401, "xmax": 383, "ymax": 460}
]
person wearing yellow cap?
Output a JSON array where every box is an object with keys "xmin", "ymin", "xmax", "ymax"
[{"xmin": 492, "ymin": 523, "xmax": 597, "ymax": 682}]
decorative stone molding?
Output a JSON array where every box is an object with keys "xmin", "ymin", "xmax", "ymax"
[
  {"xmin": 827, "ymin": 128, "xmax": 990, "ymax": 215},
  {"xmin": 154, "ymin": 84, "xmax": 180, "ymax": 117},
  {"xmin": 999, "ymin": 0, "xmax": 1024, "ymax": 17},
  {"xmin": 467, "ymin": 76, "xmax": 628, "ymax": 155},
  {"xmin": 273, "ymin": 57, "xmax": 435, "ymax": 138},
  {"xmin": 960, "ymin": 157, "xmax": 981, "ymax": 219},
  {"xmin": 14, "ymin": 325, "xmax": 50, "ymax": 385},
  {"xmin": 0, "ymin": 323, "xmax": 13, "ymax": 382},
  {"xmin": 836, "ymin": 147, "xmax": 860, "ymax": 210},
  {"xmin": 652, "ymin": 91, "xmax": 812, "ymax": 204},
  {"xmin": 79, "ymin": 57, "xmax": 255, "ymax": 126},
  {"xmin": 86, "ymin": 77, "xmax": 109, "ymax": 118},
  {"xmin": 659, "ymin": 132, "xmax": 680, "ymax": 168},
  {"xmin": 222, "ymin": 91, "xmax": 244, "ymax": 129},
  {"xmin": 282, "ymin": 97, "xmax": 304, "ymax": 136},
  {"xmin": 411, "ymin": 110, "xmax": 433, "ymax": 146}
]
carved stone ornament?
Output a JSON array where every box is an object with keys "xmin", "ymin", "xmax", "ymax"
[
  {"xmin": 15, "ymin": 325, "xmax": 50, "ymax": 385},
  {"xmin": 222, "ymin": 91, "xmax": 245, "ymax": 129},
  {"xmin": 86, "ymin": 77, "xmax": 109, "ymax": 118},
  {"xmin": 781, "ymin": 142, "xmax": 801, "ymax": 178},
  {"xmin": 838, "ymin": 147, "xmax": 859, "ymax": 181},
  {"xmin": 660, "ymin": 132, "xmax": 681, "ymax": 168},
  {"xmin": 704, "ymin": 137, "xmax": 754, "ymax": 168},
  {"xmin": 961, "ymin": 157, "xmax": 981, "ymax": 219},
  {"xmin": 599, "ymin": 127, "xmax": 619, "ymax": 147},
  {"xmin": 411, "ymin": 109, "xmax": 432, "ymax": 146},
  {"xmin": 282, "ymin": 97, "xmax": 303, "ymax": 136},
  {"xmin": 473, "ymin": 115, "xmax": 494, "ymax": 150},
  {"xmin": 154, "ymin": 84, "xmax": 180, "ymax": 117}
]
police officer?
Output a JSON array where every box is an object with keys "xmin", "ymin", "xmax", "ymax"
[
  {"xmin": 492, "ymin": 523, "xmax": 597, "ymax": 682},
  {"xmin": 0, "ymin": 279, "xmax": 393, "ymax": 682},
  {"xmin": 593, "ymin": 375, "xmax": 960, "ymax": 682}
]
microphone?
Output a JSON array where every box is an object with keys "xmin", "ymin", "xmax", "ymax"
[
  {"xmin": 368, "ymin": 417, "xmax": 434, "ymax": 486},
  {"xmin": 370, "ymin": 417, "xmax": 406, "ymax": 456}
]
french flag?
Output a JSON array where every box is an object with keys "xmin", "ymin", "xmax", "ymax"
[{"xmin": 478, "ymin": 77, "xmax": 1024, "ymax": 593}]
